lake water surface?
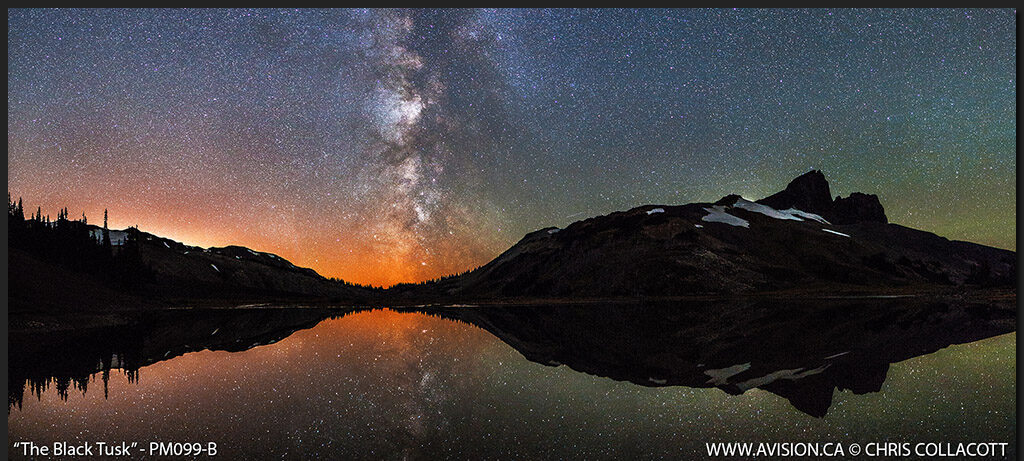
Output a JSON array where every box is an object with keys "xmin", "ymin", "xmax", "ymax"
[{"xmin": 8, "ymin": 299, "xmax": 1017, "ymax": 459}]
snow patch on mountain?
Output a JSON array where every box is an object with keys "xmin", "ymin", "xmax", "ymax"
[
  {"xmin": 734, "ymin": 198, "xmax": 830, "ymax": 224},
  {"xmin": 822, "ymin": 228, "xmax": 851, "ymax": 238},
  {"xmin": 733, "ymin": 198, "xmax": 803, "ymax": 221},
  {"xmin": 89, "ymin": 229, "xmax": 127, "ymax": 246},
  {"xmin": 704, "ymin": 362, "xmax": 752, "ymax": 385},
  {"xmin": 783, "ymin": 208, "xmax": 830, "ymax": 224},
  {"xmin": 702, "ymin": 206, "xmax": 750, "ymax": 228},
  {"xmin": 735, "ymin": 364, "xmax": 830, "ymax": 392}
]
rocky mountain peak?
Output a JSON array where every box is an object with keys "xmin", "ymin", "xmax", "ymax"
[
  {"xmin": 756, "ymin": 170, "xmax": 834, "ymax": 217},
  {"xmin": 833, "ymin": 192, "xmax": 887, "ymax": 224},
  {"xmin": 756, "ymin": 170, "xmax": 887, "ymax": 224}
]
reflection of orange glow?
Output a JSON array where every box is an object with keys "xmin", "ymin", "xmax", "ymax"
[
  {"xmin": 22, "ymin": 310, "xmax": 495, "ymax": 412},
  {"xmin": 11, "ymin": 310, "xmax": 503, "ymax": 458},
  {"xmin": 320, "ymin": 308, "xmax": 422, "ymax": 335}
]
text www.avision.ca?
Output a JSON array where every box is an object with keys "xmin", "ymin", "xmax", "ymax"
[{"xmin": 705, "ymin": 441, "xmax": 1010, "ymax": 457}]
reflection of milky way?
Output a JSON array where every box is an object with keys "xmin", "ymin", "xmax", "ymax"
[
  {"xmin": 8, "ymin": 311, "xmax": 1017, "ymax": 459},
  {"xmin": 7, "ymin": 9, "xmax": 1017, "ymax": 286},
  {"xmin": 9, "ymin": 310, "xmax": 498, "ymax": 458}
]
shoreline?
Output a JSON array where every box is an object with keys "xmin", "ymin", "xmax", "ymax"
[{"xmin": 9, "ymin": 286, "xmax": 1016, "ymax": 334}]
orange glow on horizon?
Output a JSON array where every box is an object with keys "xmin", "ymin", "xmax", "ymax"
[
  {"xmin": 11, "ymin": 196, "xmax": 498, "ymax": 288},
  {"xmin": 136, "ymin": 222, "xmax": 495, "ymax": 288}
]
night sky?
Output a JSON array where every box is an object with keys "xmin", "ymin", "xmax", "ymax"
[{"xmin": 8, "ymin": 9, "xmax": 1017, "ymax": 287}]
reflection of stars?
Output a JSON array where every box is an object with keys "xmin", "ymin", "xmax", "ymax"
[{"xmin": 12, "ymin": 310, "xmax": 1017, "ymax": 458}]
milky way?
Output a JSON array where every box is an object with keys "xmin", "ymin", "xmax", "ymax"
[
  {"xmin": 346, "ymin": 10, "xmax": 513, "ymax": 283},
  {"xmin": 7, "ymin": 9, "xmax": 1017, "ymax": 286}
]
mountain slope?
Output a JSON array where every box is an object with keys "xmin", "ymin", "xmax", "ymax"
[
  {"xmin": 9, "ymin": 225, "xmax": 374, "ymax": 314},
  {"xmin": 438, "ymin": 171, "xmax": 1014, "ymax": 299}
]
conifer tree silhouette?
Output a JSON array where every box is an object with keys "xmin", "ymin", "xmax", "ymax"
[{"xmin": 103, "ymin": 208, "xmax": 112, "ymax": 252}]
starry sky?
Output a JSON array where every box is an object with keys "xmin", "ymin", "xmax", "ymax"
[{"xmin": 7, "ymin": 9, "xmax": 1017, "ymax": 287}]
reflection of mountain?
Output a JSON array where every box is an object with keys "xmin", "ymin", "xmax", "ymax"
[
  {"xmin": 10, "ymin": 296, "xmax": 1015, "ymax": 418},
  {"xmin": 418, "ymin": 296, "xmax": 1015, "ymax": 417},
  {"xmin": 7, "ymin": 308, "xmax": 356, "ymax": 410}
]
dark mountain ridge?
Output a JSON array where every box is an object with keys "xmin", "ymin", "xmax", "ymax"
[
  {"xmin": 8, "ymin": 217, "xmax": 375, "ymax": 316},
  {"xmin": 413, "ymin": 170, "xmax": 1014, "ymax": 300},
  {"xmin": 8, "ymin": 170, "xmax": 1016, "ymax": 316}
]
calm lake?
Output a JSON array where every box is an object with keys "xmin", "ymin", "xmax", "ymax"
[{"xmin": 8, "ymin": 299, "xmax": 1017, "ymax": 459}]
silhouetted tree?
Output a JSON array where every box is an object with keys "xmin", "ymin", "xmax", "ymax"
[{"xmin": 102, "ymin": 209, "xmax": 112, "ymax": 253}]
